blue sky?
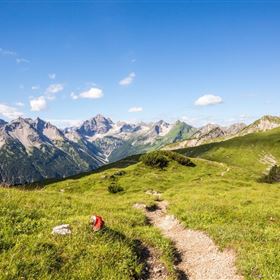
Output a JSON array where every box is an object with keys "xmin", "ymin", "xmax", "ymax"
[{"xmin": 0, "ymin": 1, "xmax": 280, "ymax": 127}]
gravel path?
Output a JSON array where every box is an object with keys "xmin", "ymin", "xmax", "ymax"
[
  {"xmin": 141, "ymin": 200, "xmax": 243, "ymax": 280},
  {"xmin": 140, "ymin": 245, "xmax": 169, "ymax": 280}
]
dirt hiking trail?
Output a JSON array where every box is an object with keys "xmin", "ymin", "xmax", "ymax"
[{"xmin": 135, "ymin": 198, "xmax": 243, "ymax": 280}]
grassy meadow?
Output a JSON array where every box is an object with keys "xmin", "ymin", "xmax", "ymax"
[
  {"xmin": 180, "ymin": 127, "xmax": 280, "ymax": 174},
  {"xmin": 0, "ymin": 129, "xmax": 280, "ymax": 279}
]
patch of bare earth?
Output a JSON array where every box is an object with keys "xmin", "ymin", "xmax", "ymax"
[{"xmin": 135, "ymin": 199, "xmax": 243, "ymax": 280}]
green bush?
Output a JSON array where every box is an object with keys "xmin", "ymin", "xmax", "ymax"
[
  {"xmin": 107, "ymin": 182, "xmax": 124, "ymax": 193},
  {"xmin": 114, "ymin": 170, "xmax": 126, "ymax": 176},
  {"xmin": 140, "ymin": 150, "xmax": 195, "ymax": 169},
  {"xmin": 140, "ymin": 151, "xmax": 170, "ymax": 169},
  {"xmin": 262, "ymin": 165, "xmax": 280, "ymax": 183},
  {"xmin": 161, "ymin": 151, "xmax": 196, "ymax": 167}
]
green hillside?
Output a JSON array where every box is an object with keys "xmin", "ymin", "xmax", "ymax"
[
  {"xmin": 0, "ymin": 131, "xmax": 280, "ymax": 279},
  {"xmin": 178, "ymin": 127, "xmax": 280, "ymax": 174},
  {"xmin": 152, "ymin": 121, "xmax": 196, "ymax": 148}
]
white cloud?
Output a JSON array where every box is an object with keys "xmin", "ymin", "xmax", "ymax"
[
  {"xmin": 15, "ymin": 102, "xmax": 25, "ymax": 107},
  {"xmin": 80, "ymin": 88, "xmax": 103, "ymax": 99},
  {"xmin": 31, "ymin": 85, "xmax": 40, "ymax": 91},
  {"xmin": 28, "ymin": 84, "xmax": 63, "ymax": 112},
  {"xmin": 48, "ymin": 73, "xmax": 56, "ymax": 80},
  {"xmin": 71, "ymin": 87, "xmax": 103, "ymax": 100},
  {"xmin": 128, "ymin": 106, "xmax": 143, "ymax": 113},
  {"xmin": 46, "ymin": 83, "xmax": 64, "ymax": 94},
  {"xmin": 0, "ymin": 103, "xmax": 23, "ymax": 119},
  {"xmin": 194, "ymin": 94, "xmax": 223, "ymax": 106},
  {"xmin": 0, "ymin": 48, "xmax": 29, "ymax": 64},
  {"xmin": 70, "ymin": 92, "xmax": 79, "ymax": 100},
  {"xmin": 48, "ymin": 119, "xmax": 82, "ymax": 128},
  {"xmin": 45, "ymin": 83, "xmax": 64, "ymax": 100},
  {"xmin": 119, "ymin": 72, "xmax": 135, "ymax": 86},
  {"xmin": 30, "ymin": 96, "xmax": 47, "ymax": 112},
  {"xmin": 181, "ymin": 116, "xmax": 200, "ymax": 127},
  {"xmin": 0, "ymin": 48, "xmax": 17, "ymax": 56},
  {"xmin": 16, "ymin": 58, "xmax": 30, "ymax": 64}
]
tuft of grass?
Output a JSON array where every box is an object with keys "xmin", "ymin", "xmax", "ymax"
[{"xmin": 108, "ymin": 182, "xmax": 124, "ymax": 194}]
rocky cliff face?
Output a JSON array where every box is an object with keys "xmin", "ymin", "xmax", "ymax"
[
  {"xmin": 0, "ymin": 118, "xmax": 105, "ymax": 185},
  {"xmin": 78, "ymin": 114, "xmax": 113, "ymax": 136},
  {"xmin": 226, "ymin": 123, "xmax": 247, "ymax": 135}
]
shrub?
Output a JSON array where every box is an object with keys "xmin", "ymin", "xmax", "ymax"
[
  {"xmin": 140, "ymin": 150, "xmax": 195, "ymax": 169},
  {"xmin": 262, "ymin": 165, "xmax": 280, "ymax": 183},
  {"xmin": 161, "ymin": 151, "xmax": 196, "ymax": 167},
  {"xmin": 107, "ymin": 182, "xmax": 124, "ymax": 193},
  {"xmin": 140, "ymin": 151, "xmax": 169, "ymax": 169},
  {"xmin": 114, "ymin": 170, "xmax": 126, "ymax": 176}
]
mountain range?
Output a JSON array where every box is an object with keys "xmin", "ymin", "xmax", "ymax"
[
  {"xmin": 164, "ymin": 115, "xmax": 280, "ymax": 150},
  {"xmin": 0, "ymin": 114, "xmax": 279, "ymax": 185}
]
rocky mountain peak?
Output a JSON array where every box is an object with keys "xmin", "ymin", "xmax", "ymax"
[
  {"xmin": 260, "ymin": 115, "xmax": 280, "ymax": 121},
  {"xmin": 153, "ymin": 120, "xmax": 169, "ymax": 130},
  {"xmin": 226, "ymin": 123, "xmax": 246, "ymax": 135},
  {"xmin": 94, "ymin": 114, "xmax": 113, "ymax": 123},
  {"xmin": 143, "ymin": 120, "xmax": 171, "ymax": 138},
  {"xmin": 34, "ymin": 117, "xmax": 47, "ymax": 131},
  {"xmin": 79, "ymin": 114, "xmax": 114, "ymax": 136},
  {"xmin": 193, "ymin": 124, "xmax": 222, "ymax": 138},
  {"xmin": 241, "ymin": 115, "xmax": 280, "ymax": 135},
  {"xmin": 155, "ymin": 120, "xmax": 169, "ymax": 126},
  {"xmin": 42, "ymin": 122, "xmax": 65, "ymax": 141},
  {"xmin": 119, "ymin": 123, "xmax": 139, "ymax": 133},
  {"xmin": 9, "ymin": 117, "xmax": 33, "ymax": 130}
]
